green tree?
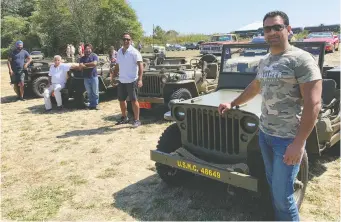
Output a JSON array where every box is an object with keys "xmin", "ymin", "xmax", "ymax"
[
  {"xmin": 94, "ymin": 0, "xmax": 143, "ymax": 52},
  {"xmin": 30, "ymin": 0, "xmax": 143, "ymax": 56},
  {"xmin": 1, "ymin": 16, "xmax": 29, "ymax": 48},
  {"xmin": 153, "ymin": 25, "xmax": 166, "ymax": 41}
]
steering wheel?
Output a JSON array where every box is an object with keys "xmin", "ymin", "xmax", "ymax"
[
  {"xmin": 200, "ymin": 54, "xmax": 217, "ymax": 63},
  {"xmin": 190, "ymin": 58, "xmax": 201, "ymax": 68}
]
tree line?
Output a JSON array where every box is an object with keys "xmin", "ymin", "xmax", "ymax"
[
  {"xmin": 1, "ymin": 0, "xmax": 143, "ymax": 58},
  {"xmin": 1, "ymin": 0, "xmax": 213, "ymax": 59}
]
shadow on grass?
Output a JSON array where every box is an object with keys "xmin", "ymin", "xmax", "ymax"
[
  {"xmin": 113, "ymin": 174, "xmax": 272, "ymax": 221},
  {"xmin": 56, "ymin": 125, "xmax": 132, "ymax": 138},
  {"xmin": 1, "ymin": 89, "xmax": 38, "ymax": 104}
]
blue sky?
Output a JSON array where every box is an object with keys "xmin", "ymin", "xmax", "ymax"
[{"xmin": 128, "ymin": 0, "xmax": 340, "ymax": 36}]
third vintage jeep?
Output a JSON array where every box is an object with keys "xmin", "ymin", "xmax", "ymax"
[
  {"xmin": 150, "ymin": 41, "xmax": 340, "ymax": 212},
  {"xmin": 131, "ymin": 54, "xmax": 221, "ymax": 112}
]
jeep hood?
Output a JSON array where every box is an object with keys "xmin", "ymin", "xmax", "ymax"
[{"xmin": 179, "ymin": 89, "xmax": 262, "ymax": 116}]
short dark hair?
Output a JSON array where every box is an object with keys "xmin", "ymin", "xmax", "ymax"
[
  {"xmin": 263, "ymin": 11, "xmax": 289, "ymax": 26},
  {"xmin": 122, "ymin": 32, "xmax": 131, "ymax": 38},
  {"xmin": 84, "ymin": 43, "xmax": 93, "ymax": 49}
]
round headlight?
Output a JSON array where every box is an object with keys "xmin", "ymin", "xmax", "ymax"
[
  {"xmin": 174, "ymin": 106, "xmax": 186, "ymax": 121},
  {"xmin": 241, "ymin": 116, "xmax": 258, "ymax": 134},
  {"xmin": 161, "ymin": 75, "xmax": 167, "ymax": 83}
]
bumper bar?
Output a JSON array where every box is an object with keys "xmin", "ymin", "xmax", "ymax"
[{"xmin": 150, "ymin": 150, "xmax": 258, "ymax": 192}]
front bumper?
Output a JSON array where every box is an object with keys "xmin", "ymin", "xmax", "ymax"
[
  {"xmin": 138, "ymin": 97, "xmax": 164, "ymax": 104},
  {"xmin": 150, "ymin": 149, "xmax": 259, "ymax": 192}
]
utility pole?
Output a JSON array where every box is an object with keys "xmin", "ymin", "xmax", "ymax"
[{"xmin": 152, "ymin": 24, "xmax": 155, "ymax": 47}]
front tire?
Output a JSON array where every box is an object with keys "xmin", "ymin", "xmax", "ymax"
[
  {"xmin": 32, "ymin": 76, "xmax": 49, "ymax": 97},
  {"xmin": 155, "ymin": 123, "xmax": 194, "ymax": 186}
]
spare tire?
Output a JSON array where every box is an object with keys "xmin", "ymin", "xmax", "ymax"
[{"xmin": 200, "ymin": 54, "xmax": 217, "ymax": 63}]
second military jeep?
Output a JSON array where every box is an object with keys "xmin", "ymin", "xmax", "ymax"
[
  {"xmin": 130, "ymin": 54, "xmax": 221, "ymax": 111},
  {"xmin": 150, "ymin": 42, "xmax": 340, "ymax": 212}
]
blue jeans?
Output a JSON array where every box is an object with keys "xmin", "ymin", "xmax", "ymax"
[
  {"xmin": 84, "ymin": 77, "xmax": 99, "ymax": 107},
  {"xmin": 258, "ymin": 129, "xmax": 301, "ymax": 221}
]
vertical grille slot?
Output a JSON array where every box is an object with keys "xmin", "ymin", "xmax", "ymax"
[
  {"xmin": 197, "ymin": 109, "xmax": 203, "ymax": 146},
  {"xmin": 233, "ymin": 117, "xmax": 240, "ymax": 154},
  {"xmin": 192, "ymin": 108, "xmax": 197, "ymax": 145},
  {"xmin": 187, "ymin": 108, "xmax": 192, "ymax": 143},
  {"xmin": 208, "ymin": 110, "xmax": 214, "ymax": 150},
  {"xmin": 227, "ymin": 117, "xmax": 233, "ymax": 154},
  {"xmin": 203, "ymin": 109, "xmax": 208, "ymax": 149}
]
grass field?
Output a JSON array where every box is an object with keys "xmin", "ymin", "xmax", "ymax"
[{"xmin": 1, "ymin": 50, "xmax": 340, "ymax": 221}]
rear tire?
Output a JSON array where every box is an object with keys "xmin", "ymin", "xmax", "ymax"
[{"xmin": 155, "ymin": 123, "xmax": 194, "ymax": 186}]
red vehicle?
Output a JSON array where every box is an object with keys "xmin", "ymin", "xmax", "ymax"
[
  {"xmin": 199, "ymin": 33, "xmax": 240, "ymax": 55},
  {"xmin": 303, "ymin": 32, "xmax": 339, "ymax": 53}
]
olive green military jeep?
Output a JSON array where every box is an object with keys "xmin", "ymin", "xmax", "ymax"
[
  {"xmin": 130, "ymin": 54, "xmax": 221, "ymax": 111},
  {"xmin": 150, "ymin": 41, "xmax": 340, "ymax": 210}
]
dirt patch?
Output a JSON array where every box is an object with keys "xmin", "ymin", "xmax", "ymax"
[{"xmin": 1, "ymin": 49, "xmax": 340, "ymax": 221}]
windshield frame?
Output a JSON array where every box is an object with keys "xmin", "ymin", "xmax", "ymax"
[
  {"xmin": 216, "ymin": 42, "xmax": 326, "ymax": 90},
  {"xmin": 211, "ymin": 35, "xmax": 232, "ymax": 42}
]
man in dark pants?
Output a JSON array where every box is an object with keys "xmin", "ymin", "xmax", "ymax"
[
  {"xmin": 79, "ymin": 44, "xmax": 99, "ymax": 110},
  {"xmin": 111, "ymin": 33, "xmax": 144, "ymax": 127},
  {"xmin": 7, "ymin": 40, "xmax": 32, "ymax": 100},
  {"xmin": 218, "ymin": 11, "xmax": 322, "ymax": 221}
]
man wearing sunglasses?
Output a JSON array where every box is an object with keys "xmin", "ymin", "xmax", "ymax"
[
  {"xmin": 111, "ymin": 33, "xmax": 144, "ymax": 127},
  {"xmin": 218, "ymin": 11, "xmax": 322, "ymax": 221}
]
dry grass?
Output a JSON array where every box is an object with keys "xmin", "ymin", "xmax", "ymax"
[{"xmin": 1, "ymin": 50, "xmax": 340, "ymax": 221}]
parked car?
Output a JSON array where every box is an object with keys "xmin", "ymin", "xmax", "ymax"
[
  {"xmin": 30, "ymin": 51, "xmax": 44, "ymax": 60},
  {"xmin": 140, "ymin": 44, "xmax": 166, "ymax": 54},
  {"xmin": 303, "ymin": 32, "xmax": 339, "ymax": 52},
  {"xmin": 185, "ymin": 43, "xmax": 199, "ymax": 50},
  {"xmin": 167, "ymin": 44, "xmax": 186, "ymax": 51}
]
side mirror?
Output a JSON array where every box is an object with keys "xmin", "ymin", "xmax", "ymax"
[{"xmin": 333, "ymin": 35, "xmax": 338, "ymax": 39}]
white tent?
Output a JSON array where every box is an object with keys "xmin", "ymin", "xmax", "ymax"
[{"xmin": 237, "ymin": 21, "xmax": 263, "ymax": 31}]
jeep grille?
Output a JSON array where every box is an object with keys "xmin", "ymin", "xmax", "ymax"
[
  {"xmin": 139, "ymin": 75, "xmax": 163, "ymax": 97},
  {"xmin": 211, "ymin": 46, "xmax": 221, "ymax": 51},
  {"xmin": 185, "ymin": 107, "xmax": 240, "ymax": 155}
]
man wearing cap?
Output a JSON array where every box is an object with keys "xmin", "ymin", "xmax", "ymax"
[{"xmin": 7, "ymin": 40, "xmax": 32, "ymax": 100}]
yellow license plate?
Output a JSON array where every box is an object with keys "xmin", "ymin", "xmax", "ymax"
[{"xmin": 176, "ymin": 160, "xmax": 221, "ymax": 179}]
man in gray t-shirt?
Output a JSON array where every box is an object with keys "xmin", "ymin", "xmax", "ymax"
[
  {"xmin": 256, "ymin": 45, "xmax": 321, "ymax": 138},
  {"xmin": 218, "ymin": 11, "xmax": 322, "ymax": 221}
]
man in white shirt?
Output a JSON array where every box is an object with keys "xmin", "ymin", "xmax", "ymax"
[
  {"xmin": 43, "ymin": 55, "xmax": 79, "ymax": 111},
  {"xmin": 111, "ymin": 33, "xmax": 144, "ymax": 127}
]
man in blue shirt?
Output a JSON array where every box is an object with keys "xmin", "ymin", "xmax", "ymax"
[
  {"xmin": 79, "ymin": 44, "xmax": 99, "ymax": 110},
  {"xmin": 7, "ymin": 40, "xmax": 32, "ymax": 100}
]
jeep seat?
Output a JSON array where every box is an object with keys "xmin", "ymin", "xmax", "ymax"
[
  {"xmin": 206, "ymin": 63, "xmax": 218, "ymax": 79},
  {"xmin": 322, "ymin": 79, "xmax": 337, "ymax": 107}
]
